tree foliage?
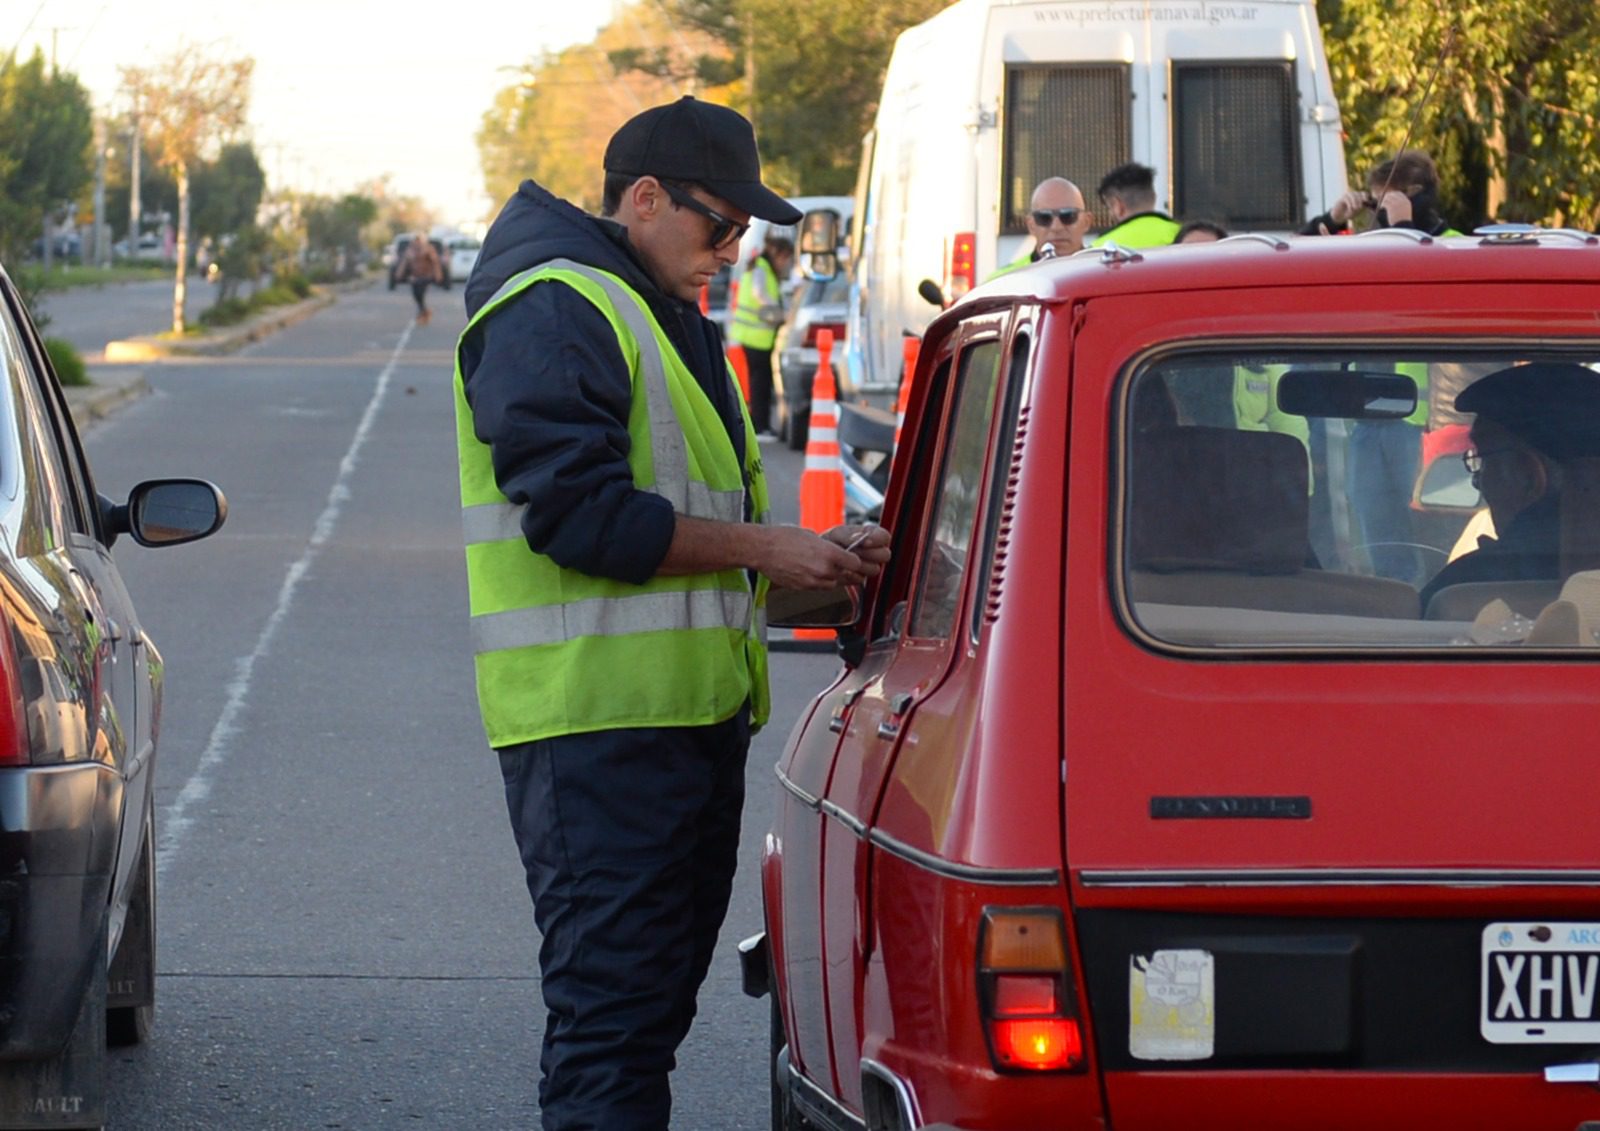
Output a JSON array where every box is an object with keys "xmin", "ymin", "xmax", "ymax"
[
  {"xmin": 190, "ymin": 142, "xmax": 266, "ymax": 244},
  {"xmin": 1319, "ymin": 0, "xmax": 1600, "ymax": 229},
  {"xmin": 0, "ymin": 50, "xmax": 94, "ymax": 265},
  {"xmin": 121, "ymin": 46, "xmax": 253, "ymax": 333},
  {"xmin": 303, "ymin": 193, "xmax": 379, "ymax": 279}
]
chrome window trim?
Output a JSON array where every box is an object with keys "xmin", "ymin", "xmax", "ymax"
[{"xmin": 1081, "ymin": 868, "xmax": 1600, "ymax": 888}]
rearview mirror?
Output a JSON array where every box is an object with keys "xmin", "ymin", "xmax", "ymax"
[
  {"xmin": 917, "ymin": 278, "xmax": 946, "ymax": 309},
  {"xmin": 799, "ymin": 210, "xmax": 840, "ymax": 281},
  {"xmin": 767, "ymin": 585, "xmax": 861, "ymax": 629},
  {"xmin": 107, "ymin": 478, "xmax": 229, "ymax": 548},
  {"xmin": 1414, "ymin": 452, "xmax": 1482, "ymax": 511},
  {"xmin": 1276, "ymin": 369, "xmax": 1419, "ymax": 420}
]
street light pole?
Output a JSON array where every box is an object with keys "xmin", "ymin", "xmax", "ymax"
[
  {"xmin": 92, "ymin": 115, "xmax": 107, "ymax": 267},
  {"xmin": 129, "ymin": 111, "xmax": 141, "ymax": 260}
]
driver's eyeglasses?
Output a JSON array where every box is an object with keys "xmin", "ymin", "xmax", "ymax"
[
  {"xmin": 1030, "ymin": 207, "xmax": 1083, "ymax": 228},
  {"xmin": 1462, "ymin": 447, "xmax": 1513, "ymax": 475},
  {"xmin": 660, "ymin": 181, "xmax": 748, "ymax": 251}
]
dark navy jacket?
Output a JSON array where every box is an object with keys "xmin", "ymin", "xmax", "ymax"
[
  {"xmin": 1419, "ymin": 493, "xmax": 1561, "ymax": 610},
  {"xmin": 460, "ymin": 181, "xmax": 747, "ymax": 586}
]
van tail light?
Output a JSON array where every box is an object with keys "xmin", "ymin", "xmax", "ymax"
[
  {"xmin": 0, "ymin": 616, "xmax": 27, "ymax": 766},
  {"xmin": 946, "ymin": 231, "xmax": 977, "ymax": 300},
  {"xmin": 802, "ymin": 321, "xmax": 847, "ymax": 348},
  {"xmin": 979, "ymin": 908, "xmax": 1084, "ymax": 1072}
]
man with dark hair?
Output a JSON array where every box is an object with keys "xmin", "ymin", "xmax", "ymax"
[
  {"xmin": 1421, "ymin": 362, "xmax": 1600, "ymax": 609},
  {"xmin": 1091, "ymin": 162, "xmax": 1180, "ymax": 248},
  {"xmin": 456, "ymin": 96, "xmax": 890, "ymax": 1130},
  {"xmin": 1301, "ymin": 149, "xmax": 1457, "ymax": 237}
]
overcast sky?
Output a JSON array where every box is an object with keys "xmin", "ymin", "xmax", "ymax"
[{"xmin": 12, "ymin": 0, "xmax": 616, "ymax": 225}]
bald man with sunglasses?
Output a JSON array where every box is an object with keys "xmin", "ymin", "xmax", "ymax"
[
  {"xmin": 988, "ymin": 177, "xmax": 1093, "ymax": 281},
  {"xmin": 457, "ymin": 97, "xmax": 889, "ymax": 1130}
]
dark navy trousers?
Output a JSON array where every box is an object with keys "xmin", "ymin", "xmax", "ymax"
[{"xmin": 497, "ymin": 708, "xmax": 750, "ymax": 1131}]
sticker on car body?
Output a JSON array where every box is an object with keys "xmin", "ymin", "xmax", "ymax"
[{"xmin": 1129, "ymin": 948, "xmax": 1215, "ymax": 1060}]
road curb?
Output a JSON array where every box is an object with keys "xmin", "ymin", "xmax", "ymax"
[
  {"xmin": 63, "ymin": 371, "xmax": 151, "ymax": 429},
  {"xmin": 102, "ymin": 275, "xmax": 376, "ymax": 362}
]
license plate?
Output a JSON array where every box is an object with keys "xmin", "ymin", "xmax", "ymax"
[{"xmin": 1482, "ymin": 922, "xmax": 1600, "ymax": 1043}]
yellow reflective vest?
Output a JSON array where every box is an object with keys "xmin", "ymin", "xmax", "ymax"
[
  {"xmin": 1091, "ymin": 213, "xmax": 1181, "ymax": 249},
  {"xmin": 729, "ymin": 256, "xmax": 780, "ymax": 351},
  {"xmin": 454, "ymin": 258, "xmax": 772, "ymax": 747}
]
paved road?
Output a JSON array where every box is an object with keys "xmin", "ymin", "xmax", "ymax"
[
  {"xmin": 34, "ymin": 277, "xmax": 205, "ymax": 359},
  {"xmin": 69, "ymin": 286, "xmax": 824, "ymax": 1128}
]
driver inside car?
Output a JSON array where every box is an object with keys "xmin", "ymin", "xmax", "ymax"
[{"xmin": 1420, "ymin": 361, "xmax": 1600, "ymax": 610}]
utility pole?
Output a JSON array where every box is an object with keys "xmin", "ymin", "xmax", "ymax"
[
  {"xmin": 92, "ymin": 115, "xmax": 107, "ymax": 267},
  {"xmin": 129, "ymin": 110, "xmax": 142, "ymax": 260}
]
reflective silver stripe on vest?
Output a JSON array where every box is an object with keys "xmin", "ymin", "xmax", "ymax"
[
  {"xmin": 541, "ymin": 258, "xmax": 691, "ymax": 514},
  {"xmin": 461, "ymin": 479, "xmax": 744, "ymax": 549},
  {"xmin": 472, "ymin": 588, "xmax": 753, "ymax": 654}
]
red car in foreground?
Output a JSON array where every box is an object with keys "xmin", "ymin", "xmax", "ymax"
[{"xmin": 751, "ymin": 226, "xmax": 1600, "ymax": 1130}]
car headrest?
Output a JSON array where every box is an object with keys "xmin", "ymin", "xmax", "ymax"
[{"xmin": 1128, "ymin": 427, "xmax": 1310, "ymax": 574}]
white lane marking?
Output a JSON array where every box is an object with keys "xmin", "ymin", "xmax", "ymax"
[{"xmin": 156, "ymin": 323, "xmax": 416, "ymax": 879}]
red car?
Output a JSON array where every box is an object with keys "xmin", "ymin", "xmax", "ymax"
[{"xmin": 750, "ymin": 226, "xmax": 1600, "ymax": 1131}]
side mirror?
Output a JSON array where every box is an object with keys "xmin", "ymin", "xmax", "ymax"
[
  {"xmin": 917, "ymin": 278, "xmax": 947, "ymax": 309},
  {"xmin": 103, "ymin": 479, "xmax": 228, "ymax": 548},
  {"xmin": 767, "ymin": 585, "xmax": 861, "ymax": 629},
  {"xmin": 799, "ymin": 209, "xmax": 840, "ymax": 281}
]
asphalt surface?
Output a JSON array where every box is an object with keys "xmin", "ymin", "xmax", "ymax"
[{"xmin": 58, "ymin": 281, "xmax": 832, "ymax": 1128}]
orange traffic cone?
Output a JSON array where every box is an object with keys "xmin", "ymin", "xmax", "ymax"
[
  {"xmin": 799, "ymin": 329, "xmax": 846, "ymax": 533},
  {"xmin": 794, "ymin": 330, "xmax": 846, "ymax": 641},
  {"xmin": 698, "ymin": 283, "xmax": 710, "ymax": 315},
  {"xmin": 894, "ymin": 336, "xmax": 920, "ymax": 454},
  {"xmin": 727, "ymin": 342, "xmax": 750, "ymax": 403}
]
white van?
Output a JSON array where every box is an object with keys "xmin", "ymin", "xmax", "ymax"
[{"xmin": 843, "ymin": 0, "xmax": 1349, "ymax": 398}]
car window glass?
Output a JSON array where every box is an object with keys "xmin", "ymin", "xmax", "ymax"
[
  {"xmin": 909, "ymin": 339, "xmax": 1004, "ymax": 639},
  {"xmin": 0, "ymin": 294, "xmax": 84, "ymax": 545},
  {"xmin": 1121, "ymin": 351, "xmax": 1600, "ymax": 651},
  {"xmin": 1, "ymin": 291, "xmax": 93, "ymax": 537}
]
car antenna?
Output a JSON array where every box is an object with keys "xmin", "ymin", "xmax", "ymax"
[{"xmin": 1372, "ymin": 23, "xmax": 1458, "ymax": 205}]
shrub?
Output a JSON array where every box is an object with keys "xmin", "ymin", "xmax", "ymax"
[
  {"xmin": 43, "ymin": 338, "xmax": 89, "ymax": 386},
  {"xmin": 200, "ymin": 297, "xmax": 252, "ymax": 327},
  {"xmin": 276, "ymin": 270, "xmax": 313, "ymax": 298}
]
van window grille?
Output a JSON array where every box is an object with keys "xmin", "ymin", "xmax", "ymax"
[
  {"xmin": 1003, "ymin": 66, "xmax": 1131, "ymax": 235},
  {"xmin": 1172, "ymin": 61, "xmax": 1301, "ymax": 229}
]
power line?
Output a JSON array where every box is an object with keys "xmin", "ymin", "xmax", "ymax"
[{"xmin": 64, "ymin": 2, "xmax": 112, "ymax": 71}]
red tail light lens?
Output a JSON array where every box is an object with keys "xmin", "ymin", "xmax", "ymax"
[
  {"xmin": 0, "ymin": 616, "xmax": 27, "ymax": 766},
  {"xmin": 802, "ymin": 321, "xmax": 847, "ymax": 348},
  {"xmin": 979, "ymin": 908, "xmax": 1084, "ymax": 1072},
  {"xmin": 946, "ymin": 231, "xmax": 977, "ymax": 300}
]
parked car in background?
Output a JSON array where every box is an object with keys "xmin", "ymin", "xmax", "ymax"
[
  {"xmin": 445, "ymin": 236, "xmax": 481, "ymax": 286},
  {"xmin": 110, "ymin": 234, "xmax": 162, "ymax": 262},
  {"xmin": 751, "ymin": 228, "xmax": 1600, "ymax": 1131},
  {"xmin": 772, "ymin": 273, "xmax": 850, "ymax": 451},
  {"xmin": 0, "ymin": 259, "xmax": 227, "ymax": 1128}
]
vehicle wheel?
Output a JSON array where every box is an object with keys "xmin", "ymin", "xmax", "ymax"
[
  {"xmin": 771, "ymin": 993, "xmax": 809, "ymax": 1131},
  {"xmin": 786, "ymin": 410, "xmax": 809, "ymax": 452},
  {"xmin": 106, "ymin": 820, "xmax": 155, "ymax": 1046}
]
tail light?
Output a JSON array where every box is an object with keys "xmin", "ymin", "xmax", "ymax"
[
  {"xmin": 946, "ymin": 231, "xmax": 977, "ymax": 300},
  {"xmin": 0, "ymin": 615, "xmax": 27, "ymax": 766},
  {"xmin": 979, "ymin": 908, "xmax": 1084, "ymax": 1072},
  {"xmin": 802, "ymin": 321, "xmax": 847, "ymax": 348}
]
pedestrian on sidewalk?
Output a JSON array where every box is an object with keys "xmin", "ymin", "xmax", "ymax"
[
  {"xmin": 454, "ymin": 95, "xmax": 890, "ymax": 1131},
  {"xmin": 399, "ymin": 232, "xmax": 443, "ymax": 324}
]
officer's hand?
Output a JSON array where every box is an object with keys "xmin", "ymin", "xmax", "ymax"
[
  {"xmin": 1375, "ymin": 189, "xmax": 1412, "ymax": 225},
  {"xmin": 757, "ymin": 525, "xmax": 874, "ymax": 590},
  {"xmin": 823, "ymin": 524, "xmax": 890, "ymax": 576},
  {"xmin": 1329, "ymin": 190, "xmax": 1369, "ymax": 225}
]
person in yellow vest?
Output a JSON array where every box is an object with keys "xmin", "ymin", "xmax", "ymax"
[
  {"xmin": 456, "ymin": 96, "xmax": 890, "ymax": 1131},
  {"xmin": 729, "ymin": 234, "xmax": 794, "ymax": 439},
  {"xmin": 988, "ymin": 176, "xmax": 1093, "ymax": 280},
  {"xmin": 1091, "ymin": 162, "xmax": 1181, "ymax": 249}
]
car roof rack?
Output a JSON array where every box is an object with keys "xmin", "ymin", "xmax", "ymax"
[
  {"xmin": 1219, "ymin": 233, "xmax": 1291, "ymax": 252},
  {"xmin": 1474, "ymin": 223, "xmax": 1599, "ymax": 247},
  {"xmin": 1352, "ymin": 227, "xmax": 1436, "ymax": 245}
]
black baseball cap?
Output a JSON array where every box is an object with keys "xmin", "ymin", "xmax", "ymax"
[
  {"xmin": 1456, "ymin": 362, "xmax": 1600, "ymax": 461},
  {"xmin": 604, "ymin": 97, "xmax": 802, "ymax": 225}
]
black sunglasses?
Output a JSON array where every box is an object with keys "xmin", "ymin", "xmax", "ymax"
[
  {"xmin": 1030, "ymin": 207, "xmax": 1083, "ymax": 228},
  {"xmin": 660, "ymin": 181, "xmax": 749, "ymax": 251}
]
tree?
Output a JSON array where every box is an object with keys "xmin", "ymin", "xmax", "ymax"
[
  {"xmin": 1319, "ymin": 1, "xmax": 1600, "ymax": 229},
  {"xmin": 303, "ymin": 193, "xmax": 379, "ymax": 280},
  {"xmin": 0, "ymin": 49, "xmax": 94, "ymax": 266},
  {"xmin": 120, "ymin": 47, "xmax": 253, "ymax": 334},
  {"xmin": 190, "ymin": 142, "xmax": 266, "ymax": 247}
]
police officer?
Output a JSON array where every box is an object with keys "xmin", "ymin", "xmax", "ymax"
[
  {"xmin": 729, "ymin": 233, "xmax": 794, "ymax": 439},
  {"xmin": 455, "ymin": 96, "xmax": 890, "ymax": 1130},
  {"xmin": 1090, "ymin": 162, "xmax": 1180, "ymax": 248},
  {"xmin": 989, "ymin": 176, "xmax": 1093, "ymax": 279}
]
